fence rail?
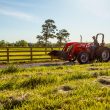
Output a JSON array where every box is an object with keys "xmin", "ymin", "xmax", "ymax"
[{"xmin": 0, "ymin": 47, "xmax": 61, "ymax": 63}]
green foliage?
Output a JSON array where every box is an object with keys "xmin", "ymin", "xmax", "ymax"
[
  {"xmin": 15, "ymin": 40, "xmax": 28, "ymax": 47},
  {"xmin": 42, "ymin": 19, "xmax": 56, "ymax": 37},
  {"xmin": 0, "ymin": 40, "xmax": 8, "ymax": 47},
  {"xmin": 0, "ymin": 40, "xmax": 29, "ymax": 47},
  {"xmin": 36, "ymin": 19, "xmax": 70, "ymax": 47},
  {"xmin": 1, "ymin": 65, "xmax": 19, "ymax": 74},
  {"xmin": 42, "ymin": 19, "xmax": 57, "ymax": 46},
  {"xmin": 56, "ymin": 29, "xmax": 70, "ymax": 47},
  {"xmin": 36, "ymin": 35, "xmax": 45, "ymax": 46}
]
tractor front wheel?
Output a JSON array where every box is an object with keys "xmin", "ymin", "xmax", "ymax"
[{"xmin": 77, "ymin": 52, "xmax": 89, "ymax": 64}]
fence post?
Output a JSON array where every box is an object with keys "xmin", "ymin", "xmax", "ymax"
[
  {"xmin": 51, "ymin": 46, "xmax": 53, "ymax": 61},
  {"xmin": 7, "ymin": 48, "xmax": 9, "ymax": 63},
  {"xmin": 30, "ymin": 47, "xmax": 32, "ymax": 61},
  {"xmin": 45, "ymin": 47, "xmax": 47, "ymax": 55}
]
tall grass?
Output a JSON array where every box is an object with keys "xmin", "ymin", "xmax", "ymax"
[
  {"xmin": 1, "ymin": 65, "xmax": 19, "ymax": 74},
  {"xmin": 0, "ymin": 62, "xmax": 110, "ymax": 109}
]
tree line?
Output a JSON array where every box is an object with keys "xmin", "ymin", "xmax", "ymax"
[
  {"xmin": 0, "ymin": 40, "xmax": 31, "ymax": 47},
  {"xmin": 0, "ymin": 19, "xmax": 70, "ymax": 47},
  {"xmin": 0, "ymin": 39, "xmax": 68, "ymax": 47},
  {"xmin": 1, "ymin": 39, "xmax": 110, "ymax": 47}
]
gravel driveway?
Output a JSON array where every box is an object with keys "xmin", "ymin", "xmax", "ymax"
[{"xmin": 0, "ymin": 61, "xmax": 76, "ymax": 69}]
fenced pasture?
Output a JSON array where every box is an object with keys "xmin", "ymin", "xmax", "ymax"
[{"xmin": 0, "ymin": 47, "xmax": 62, "ymax": 63}]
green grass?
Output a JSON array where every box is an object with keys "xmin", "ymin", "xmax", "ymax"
[{"xmin": 0, "ymin": 62, "xmax": 110, "ymax": 110}]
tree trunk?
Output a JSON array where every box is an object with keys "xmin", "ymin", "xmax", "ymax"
[{"xmin": 59, "ymin": 39, "xmax": 62, "ymax": 50}]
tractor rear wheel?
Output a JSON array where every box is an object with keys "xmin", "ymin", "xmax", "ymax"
[
  {"xmin": 77, "ymin": 52, "xmax": 89, "ymax": 64},
  {"xmin": 96, "ymin": 47, "xmax": 110, "ymax": 62}
]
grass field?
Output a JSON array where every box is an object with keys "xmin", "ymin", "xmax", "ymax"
[{"xmin": 0, "ymin": 62, "xmax": 110, "ymax": 110}]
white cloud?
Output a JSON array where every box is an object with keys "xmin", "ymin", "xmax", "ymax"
[{"xmin": 0, "ymin": 9, "xmax": 37, "ymax": 22}]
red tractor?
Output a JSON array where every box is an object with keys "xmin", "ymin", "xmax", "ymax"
[{"xmin": 49, "ymin": 33, "xmax": 110, "ymax": 64}]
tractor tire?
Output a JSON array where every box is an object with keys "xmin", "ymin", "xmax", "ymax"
[
  {"xmin": 96, "ymin": 47, "xmax": 110, "ymax": 62},
  {"xmin": 77, "ymin": 52, "xmax": 89, "ymax": 64}
]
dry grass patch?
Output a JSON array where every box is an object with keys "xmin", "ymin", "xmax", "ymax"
[{"xmin": 97, "ymin": 76, "xmax": 110, "ymax": 86}]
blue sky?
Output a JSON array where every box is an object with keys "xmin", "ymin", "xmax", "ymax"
[{"xmin": 0, "ymin": 0, "xmax": 110, "ymax": 43}]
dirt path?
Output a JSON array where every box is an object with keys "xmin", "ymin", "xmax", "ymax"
[{"xmin": 0, "ymin": 61, "xmax": 76, "ymax": 69}]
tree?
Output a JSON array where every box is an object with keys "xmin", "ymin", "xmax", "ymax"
[
  {"xmin": 36, "ymin": 35, "xmax": 44, "ymax": 46},
  {"xmin": 56, "ymin": 29, "xmax": 70, "ymax": 47},
  {"xmin": 7, "ymin": 42, "xmax": 14, "ymax": 47},
  {"xmin": 15, "ymin": 40, "xmax": 28, "ymax": 47},
  {"xmin": 42, "ymin": 19, "xmax": 57, "ymax": 47},
  {"xmin": 0, "ymin": 40, "xmax": 8, "ymax": 47}
]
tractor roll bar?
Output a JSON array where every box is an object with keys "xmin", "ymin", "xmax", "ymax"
[{"xmin": 96, "ymin": 33, "xmax": 104, "ymax": 44}]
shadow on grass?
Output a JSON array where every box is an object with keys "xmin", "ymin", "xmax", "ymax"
[
  {"xmin": 20, "ymin": 75, "xmax": 57, "ymax": 89},
  {"xmin": 62, "ymin": 72, "xmax": 91, "ymax": 81}
]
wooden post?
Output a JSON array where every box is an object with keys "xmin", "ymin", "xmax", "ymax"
[
  {"xmin": 45, "ymin": 47, "xmax": 47, "ymax": 55},
  {"xmin": 7, "ymin": 48, "xmax": 9, "ymax": 63},
  {"xmin": 30, "ymin": 47, "xmax": 32, "ymax": 61}
]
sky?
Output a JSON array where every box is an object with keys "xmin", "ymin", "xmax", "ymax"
[{"xmin": 0, "ymin": 0, "xmax": 110, "ymax": 43}]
